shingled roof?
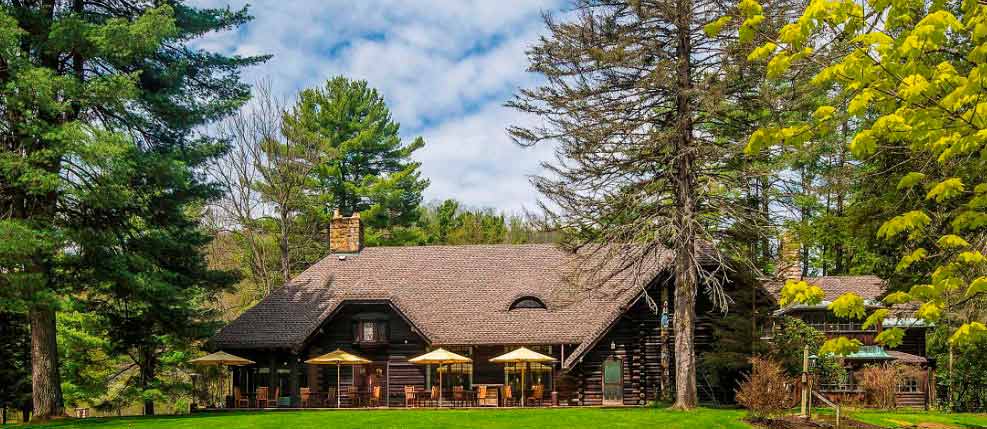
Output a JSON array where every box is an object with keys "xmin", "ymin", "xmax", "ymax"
[
  {"xmin": 211, "ymin": 243, "xmax": 679, "ymax": 351},
  {"xmin": 764, "ymin": 275, "xmax": 886, "ymax": 303}
]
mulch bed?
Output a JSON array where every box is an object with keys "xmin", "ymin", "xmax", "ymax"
[{"xmin": 748, "ymin": 415, "xmax": 884, "ymax": 429}]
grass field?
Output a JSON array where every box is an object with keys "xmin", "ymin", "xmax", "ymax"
[
  {"xmin": 10, "ymin": 408, "xmax": 752, "ymax": 429},
  {"xmin": 9, "ymin": 407, "xmax": 987, "ymax": 429},
  {"xmin": 847, "ymin": 409, "xmax": 987, "ymax": 428}
]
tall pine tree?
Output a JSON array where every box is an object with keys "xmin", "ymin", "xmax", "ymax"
[
  {"xmin": 282, "ymin": 77, "xmax": 428, "ymax": 246},
  {"xmin": 509, "ymin": 0, "xmax": 771, "ymax": 408},
  {"xmin": 0, "ymin": 1, "xmax": 261, "ymax": 419}
]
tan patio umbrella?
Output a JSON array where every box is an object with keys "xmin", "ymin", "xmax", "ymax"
[
  {"xmin": 490, "ymin": 347, "xmax": 556, "ymax": 407},
  {"xmin": 189, "ymin": 351, "xmax": 256, "ymax": 366},
  {"xmin": 408, "ymin": 348, "xmax": 472, "ymax": 406},
  {"xmin": 305, "ymin": 349, "xmax": 371, "ymax": 408},
  {"xmin": 189, "ymin": 351, "xmax": 255, "ymax": 407}
]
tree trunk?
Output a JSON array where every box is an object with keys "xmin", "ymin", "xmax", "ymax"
[
  {"xmin": 140, "ymin": 346, "xmax": 157, "ymax": 416},
  {"xmin": 672, "ymin": 258, "xmax": 699, "ymax": 409},
  {"xmin": 29, "ymin": 308, "xmax": 63, "ymax": 421},
  {"xmin": 28, "ymin": 2, "xmax": 67, "ymax": 422},
  {"xmin": 280, "ymin": 207, "xmax": 291, "ymax": 286},
  {"xmin": 759, "ymin": 176, "xmax": 771, "ymax": 266},
  {"xmin": 671, "ymin": 0, "xmax": 698, "ymax": 410}
]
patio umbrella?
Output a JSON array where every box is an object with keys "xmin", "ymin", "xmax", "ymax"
[
  {"xmin": 305, "ymin": 349, "xmax": 371, "ymax": 408},
  {"xmin": 489, "ymin": 347, "xmax": 556, "ymax": 407},
  {"xmin": 408, "ymin": 348, "xmax": 472, "ymax": 406},
  {"xmin": 189, "ymin": 351, "xmax": 256, "ymax": 407}
]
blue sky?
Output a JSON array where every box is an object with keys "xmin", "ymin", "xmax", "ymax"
[{"xmin": 192, "ymin": 0, "xmax": 562, "ymax": 213}]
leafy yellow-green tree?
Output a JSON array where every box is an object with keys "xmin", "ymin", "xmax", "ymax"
[{"xmin": 737, "ymin": 0, "xmax": 987, "ymax": 358}]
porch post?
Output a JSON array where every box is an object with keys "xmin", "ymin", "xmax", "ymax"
[
  {"xmin": 269, "ymin": 355, "xmax": 277, "ymax": 397},
  {"xmin": 289, "ymin": 354, "xmax": 299, "ymax": 407}
]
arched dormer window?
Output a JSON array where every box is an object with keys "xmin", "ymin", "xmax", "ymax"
[{"xmin": 510, "ymin": 296, "xmax": 547, "ymax": 310}]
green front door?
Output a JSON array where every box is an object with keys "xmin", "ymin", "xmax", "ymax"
[{"xmin": 602, "ymin": 358, "xmax": 623, "ymax": 406}]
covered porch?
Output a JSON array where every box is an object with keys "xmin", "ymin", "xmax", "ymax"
[{"xmin": 213, "ymin": 344, "xmax": 576, "ymax": 409}]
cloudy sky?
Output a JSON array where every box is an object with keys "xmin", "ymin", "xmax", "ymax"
[{"xmin": 192, "ymin": 0, "xmax": 563, "ymax": 213}]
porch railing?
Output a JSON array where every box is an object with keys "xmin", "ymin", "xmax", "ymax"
[{"xmin": 806, "ymin": 322, "xmax": 873, "ymax": 332}]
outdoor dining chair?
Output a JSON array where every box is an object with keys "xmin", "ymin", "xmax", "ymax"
[
  {"xmin": 300, "ymin": 388, "xmax": 313, "ymax": 408},
  {"xmin": 503, "ymin": 385, "xmax": 517, "ymax": 407},
  {"xmin": 234, "ymin": 387, "xmax": 250, "ymax": 408},
  {"xmin": 529, "ymin": 384, "xmax": 545, "ymax": 406},
  {"xmin": 326, "ymin": 387, "xmax": 337, "ymax": 408},
  {"xmin": 453, "ymin": 386, "xmax": 466, "ymax": 407},
  {"xmin": 368, "ymin": 385, "xmax": 382, "ymax": 408},
  {"xmin": 476, "ymin": 385, "xmax": 487, "ymax": 407},
  {"xmin": 255, "ymin": 387, "xmax": 272, "ymax": 408},
  {"xmin": 347, "ymin": 385, "xmax": 361, "ymax": 408},
  {"xmin": 404, "ymin": 385, "xmax": 417, "ymax": 407},
  {"xmin": 429, "ymin": 385, "xmax": 440, "ymax": 407}
]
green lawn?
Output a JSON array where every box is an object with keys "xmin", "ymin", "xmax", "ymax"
[
  {"xmin": 846, "ymin": 409, "xmax": 987, "ymax": 428},
  {"xmin": 10, "ymin": 408, "xmax": 987, "ymax": 429},
  {"xmin": 9, "ymin": 408, "xmax": 751, "ymax": 429}
]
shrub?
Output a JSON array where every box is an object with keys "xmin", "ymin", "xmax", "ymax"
[
  {"xmin": 858, "ymin": 363, "xmax": 921, "ymax": 409},
  {"xmin": 736, "ymin": 357, "xmax": 796, "ymax": 419}
]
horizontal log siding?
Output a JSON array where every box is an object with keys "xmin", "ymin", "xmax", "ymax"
[{"xmin": 576, "ymin": 288, "xmax": 722, "ymax": 405}]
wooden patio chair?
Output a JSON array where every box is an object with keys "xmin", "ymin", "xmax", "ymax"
[
  {"xmin": 325, "ymin": 387, "xmax": 337, "ymax": 408},
  {"xmin": 368, "ymin": 385, "xmax": 382, "ymax": 408},
  {"xmin": 476, "ymin": 385, "xmax": 487, "ymax": 407},
  {"xmin": 428, "ymin": 385, "xmax": 440, "ymax": 407},
  {"xmin": 300, "ymin": 387, "xmax": 312, "ymax": 408},
  {"xmin": 234, "ymin": 387, "xmax": 250, "ymax": 408},
  {"xmin": 528, "ymin": 384, "xmax": 545, "ymax": 406},
  {"xmin": 404, "ymin": 385, "xmax": 417, "ymax": 408},
  {"xmin": 255, "ymin": 387, "xmax": 271, "ymax": 408},
  {"xmin": 503, "ymin": 385, "xmax": 517, "ymax": 407},
  {"xmin": 348, "ymin": 385, "xmax": 362, "ymax": 408},
  {"xmin": 453, "ymin": 385, "xmax": 466, "ymax": 407}
]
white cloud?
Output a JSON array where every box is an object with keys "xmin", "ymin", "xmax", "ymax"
[
  {"xmin": 417, "ymin": 100, "xmax": 555, "ymax": 214},
  {"xmin": 191, "ymin": 0, "xmax": 561, "ymax": 212}
]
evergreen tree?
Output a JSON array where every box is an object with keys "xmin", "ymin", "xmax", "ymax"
[
  {"xmin": 0, "ymin": 1, "xmax": 260, "ymax": 419},
  {"xmin": 509, "ymin": 0, "xmax": 770, "ymax": 409},
  {"xmin": 283, "ymin": 77, "xmax": 429, "ymax": 246}
]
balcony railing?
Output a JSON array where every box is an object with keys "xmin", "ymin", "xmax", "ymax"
[
  {"xmin": 806, "ymin": 322, "xmax": 873, "ymax": 332},
  {"xmin": 818, "ymin": 383, "xmax": 861, "ymax": 393}
]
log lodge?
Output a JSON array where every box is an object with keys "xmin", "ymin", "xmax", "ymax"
[{"xmin": 210, "ymin": 211, "xmax": 933, "ymax": 409}]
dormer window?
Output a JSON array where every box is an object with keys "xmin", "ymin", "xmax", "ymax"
[
  {"xmin": 352, "ymin": 314, "xmax": 388, "ymax": 345},
  {"xmin": 510, "ymin": 296, "xmax": 547, "ymax": 310},
  {"xmin": 361, "ymin": 321, "xmax": 377, "ymax": 342}
]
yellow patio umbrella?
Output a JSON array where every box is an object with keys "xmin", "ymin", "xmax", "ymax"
[
  {"xmin": 490, "ymin": 347, "xmax": 556, "ymax": 407},
  {"xmin": 189, "ymin": 351, "xmax": 255, "ymax": 407},
  {"xmin": 408, "ymin": 348, "xmax": 472, "ymax": 406},
  {"xmin": 305, "ymin": 349, "xmax": 371, "ymax": 408}
]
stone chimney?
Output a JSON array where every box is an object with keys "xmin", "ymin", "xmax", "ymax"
[
  {"xmin": 778, "ymin": 231, "xmax": 802, "ymax": 280},
  {"xmin": 329, "ymin": 209, "xmax": 363, "ymax": 254}
]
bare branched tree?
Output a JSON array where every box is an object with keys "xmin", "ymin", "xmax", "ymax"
[
  {"xmin": 208, "ymin": 81, "xmax": 317, "ymax": 300},
  {"xmin": 509, "ymin": 0, "xmax": 777, "ymax": 408}
]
